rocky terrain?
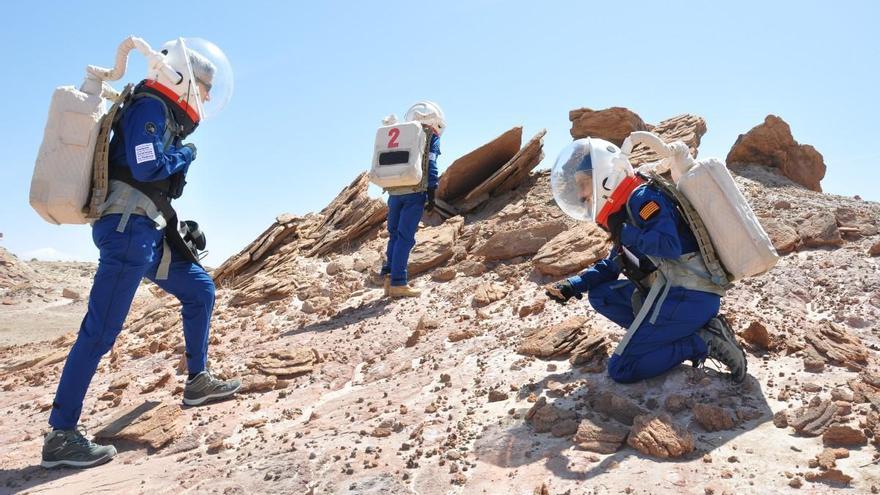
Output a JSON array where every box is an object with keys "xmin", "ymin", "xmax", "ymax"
[{"xmin": 0, "ymin": 109, "xmax": 878, "ymax": 495}]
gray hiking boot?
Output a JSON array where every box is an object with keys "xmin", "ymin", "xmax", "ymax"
[
  {"xmin": 183, "ymin": 370, "xmax": 241, "ymax": 406},
  {"xmin": 697, "ymin": 316, "xmax": 748, "ymax": 383},
  {"xmin": 41, "ymin": 427, "xmax": 117, "ymax": 469}
]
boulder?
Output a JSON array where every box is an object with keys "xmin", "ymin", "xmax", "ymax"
[
  {"xmin": 475, "ymin": 220, "xmax": 567, "ymax": 261},
  {"xmin": 573, "ymin": 418, "xmax": 629, "ymax": 454},
  {"xmin": 589, "ymin": 391, "xmax": 649, "ymax": 426},
  {"xmin": 692, "ymin": 403, "xmax": 738, "ymax": 432},
  {"xmin": 627, "ymin": 414, "xmax": 694, "ymax": 459},
  {"xmin": 408, "ymin": 217, "xmax": 464, "ymax": 276},
  {"xmin": 822, "ymin": 425, "xmax": 867, "ymax": 447},
  {"xmin": 759, "ymin": 217, "xmax": 800, "ymax": 255},
  {"xmin": 727, "ymin": 115, "xmax": 826, "ymax": 192},
  {"xmin": 739, "ymin": 321, "xmax": 773, "ymax": 351},
  {"xmin": 525, "ymin": 397, "xmax": 577, "ymax": 434},
  {"xmin": 628, "ymin": 114, "xmax": 708, "ymax": 166},
  {"xmin": 804, "ymin": 322, "xmax": 869, "ymax": 371},
  {"xmin": 533, "ymin": 223, "xmax": 609, "ymax": 276},
  {"xmin": 797, "ymin": 212, "xmax": 843, "ymax": 249},
  {"xmin": 569, "ymin": 107, "xmax": 649, "ymax": 145}
]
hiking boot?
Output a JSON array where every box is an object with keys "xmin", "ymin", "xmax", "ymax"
[
  {"xmin": 383, "ymin": 275, "xmax": 391, "ymax": 297},
  {"xmin": 388, "ymin": 284, "xmax": 421, "ymax": 298},
  {"xmin": 697, "ymin": 316, "xmax": 747, "ymax": 383},
  {"xmin": 183, "ymin": 371, "xmax": 241, "ymax": 406},
  {"xmin": 41, "ymin": 427, "xmax": 117, "ymax": 469}
]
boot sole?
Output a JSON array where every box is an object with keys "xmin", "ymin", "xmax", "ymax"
[
  {"xmin": 715, "ymin": 317, "xmax": 748, "ymax": 383},
  {"xmin": 183, "ymin": 382, "xmax": 241, "ymax": 406},
  {"xmin": 41, "ymin": 453, "xmax": 115, "ymax": 469}
]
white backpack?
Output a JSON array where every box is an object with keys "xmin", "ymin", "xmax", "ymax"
[
  {"xmin": 627, "ymin": 131, "xmax": 779, "ymax": 285},
  {"xmin": 30, "ymin": 85, "xmax": 108, "ymax": 225},
  {"xmin": 675, "ymin": 158, "xmax": 779, "ymax": 282},
  {"xmin": 369, "ymin": 121, "xmax": 429, "ymax": 189}
]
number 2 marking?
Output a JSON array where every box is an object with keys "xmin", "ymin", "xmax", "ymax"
[{"xmin": 387, "ymin": 128, "xmax": 400, "ymax": 148}]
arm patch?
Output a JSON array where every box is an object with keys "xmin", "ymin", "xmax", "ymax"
[{"xmin": 638, "ymin": 200, "xmax": 661, "ymax": 221}]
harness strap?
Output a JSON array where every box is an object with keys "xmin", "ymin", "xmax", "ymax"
[
  {"xmin": 614, "ymin": 271, "xmax": 667, "ymax": 356},
  {"xmin": 98, "ymin": 180, "xmax": 166, "ymax": 232},
  {"xmin": 156, "ymin": 239, "xmax": 172, "ymax": 280}
]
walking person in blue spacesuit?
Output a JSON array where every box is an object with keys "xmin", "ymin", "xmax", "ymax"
[
  {"xmin": 544, "ymin": 137, "xmax": 747, "ymax": 384},
  {"xmin": 381, "ymin": 101, "xmax": 446, "ymax": 298},
  {"xmin": 42, "ymin": 38, "xmax": 240, "ymax": 469}
]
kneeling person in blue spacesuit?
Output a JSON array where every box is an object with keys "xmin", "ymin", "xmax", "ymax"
[
  {"xmin": 545, "ymin": 137, "xmax": 746, "ymax": 384},
  {"xmin": 42, "ymin": 38, "xmax": 239, "ymax": 469}
]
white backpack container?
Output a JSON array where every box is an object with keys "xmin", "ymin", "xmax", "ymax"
[
  {"xmin": 30, "ymin": 86, "xmax": 106, "ymax": 225},
  {"xmin": 369, "ymin": 121, "xmax": 427, "ymax": 189},
  {"xmin": 676, "ymin": 158, "xmax": 779, "ymax": 281}
]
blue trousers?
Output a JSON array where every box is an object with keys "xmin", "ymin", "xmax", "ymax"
[
  {"xmin": 49, "ymin": 214, "xmax": 215, "ymax": 429},
  {"xmin": 381, "ymin": 192, "xmax": 426, "ymax": 286},
  {"xmin": 588, "ymin": 280, "xmax": 719, "ymax": 384}
]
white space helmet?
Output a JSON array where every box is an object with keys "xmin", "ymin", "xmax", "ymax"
[
  {"xmin": 550, "ymin": 137, "xmax": 634, "ymax": 222},
  {"xmin": 404, "ymin": 100, "xmax": 446, "ymax": 136},
  {"xmin": 147, "ymin": 38, "xmax": 233, "ymax": 122}
]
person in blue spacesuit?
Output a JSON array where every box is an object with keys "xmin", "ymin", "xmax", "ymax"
[
  {"xmin": 42, "ymin": 39, "xmax": 239, "ymax": 469},
  {"xmin": 545, "ymin": 137, "xmax": 746, "ymax": 385},
  {"xmin": 381, "ymin": 101, "xmax": 446, "ymax": 298}
]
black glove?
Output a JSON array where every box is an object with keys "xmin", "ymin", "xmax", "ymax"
[
  {"xmin": 425, "ymin": 188, "xmax": 436, "ymax": 212},
  {"xmin": 545, "ymin": 280, "xmax": 582, "ymax": 305},
  {"xmin": 606, "ymin": 209, "xmax": 627, "ymax": 246},
  {"xmin": 183, "ymin": 143, "xmax": 197, "ymax": 161}
]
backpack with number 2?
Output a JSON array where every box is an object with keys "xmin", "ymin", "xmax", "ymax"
[{"xmin": 370, "ymin": 121, "xmax": 428, "ymax": 189}]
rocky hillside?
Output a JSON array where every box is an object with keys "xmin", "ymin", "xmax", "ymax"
[{"xmin": 1, "ymin": 110, "xmax": 878, "ymax": 495}]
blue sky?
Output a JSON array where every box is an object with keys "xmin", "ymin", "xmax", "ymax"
[{"xmin": 2, "ymin": 1, "xmax": 877, "ymax": 265}]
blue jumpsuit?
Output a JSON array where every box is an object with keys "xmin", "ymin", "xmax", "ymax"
[
  {"xmin": 381, "ymin": 134, "xmax": 440, "ymax": 287},
  {"xmin": 567, "ymin": 185, "xmax": 720, "ymax": 383},
  {"xmin": 49, "ymin": 96, "xmax": 214, "ymax": 430}
]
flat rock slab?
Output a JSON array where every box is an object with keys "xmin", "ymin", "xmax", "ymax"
[
  {"xmin": 96, "ymin": 400, "xmax": 183, "ymax": 449},
  {"xmin": 805, "ymin": 322, "xmax": 869, "ymax": 371},
  {"xmin": 475, "ymin": 220, "xmax": 566, "ymax": 261},
  {"xmin": 437, "ymin": 127, "xmax": 522, "ymax": 202},
  {"xmin": 533, "ymin": 223, "xmax": 609, "ymax": 277},
  {"xmin": 518, "ymin": 317, "xmax": 588, "ymax": 358},
  {"xmin": 788, "ymin": 398, "xmax": 839, "ymax": 436},
  {"xmin": 250, "ymin": 347, "xmax": 320, "ymax": 377}
]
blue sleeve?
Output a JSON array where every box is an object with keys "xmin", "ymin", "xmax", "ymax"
[
  {"xmin": 122, "ymin": 98, "xmax": 194, "ymax": 182},
  {"xmin": 427, "ymin": 134, "xmax": 440, "ymax": 189},
  {"xmin": 566, "ymin": 252, "xmax": 621, "ymax": 293},
  {"xmin": 619, "ymin": 188, "xmax": 683, "ymax": 259}
]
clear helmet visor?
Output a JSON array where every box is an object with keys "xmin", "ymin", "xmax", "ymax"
[
  {"xmin": 550, "ymin": 139, "xmax": 596, "ymax": 222},
  {"xmin": 169, "ymin": 38, "xmax": 234, "ymax": 121}
]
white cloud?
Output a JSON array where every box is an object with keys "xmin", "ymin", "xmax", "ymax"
[{"xmin": 20, "ymin": 247, "xmax": 92, "ymax": 262}]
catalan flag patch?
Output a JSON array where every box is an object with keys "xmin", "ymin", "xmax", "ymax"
[{"xmin": 638, "ymin": 200, "xmax": 661, "ymax": 221}]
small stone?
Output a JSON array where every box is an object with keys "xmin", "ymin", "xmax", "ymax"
[{"xmin": 488, "ymin": 390, "xmax": 509, "ymax": 403}]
